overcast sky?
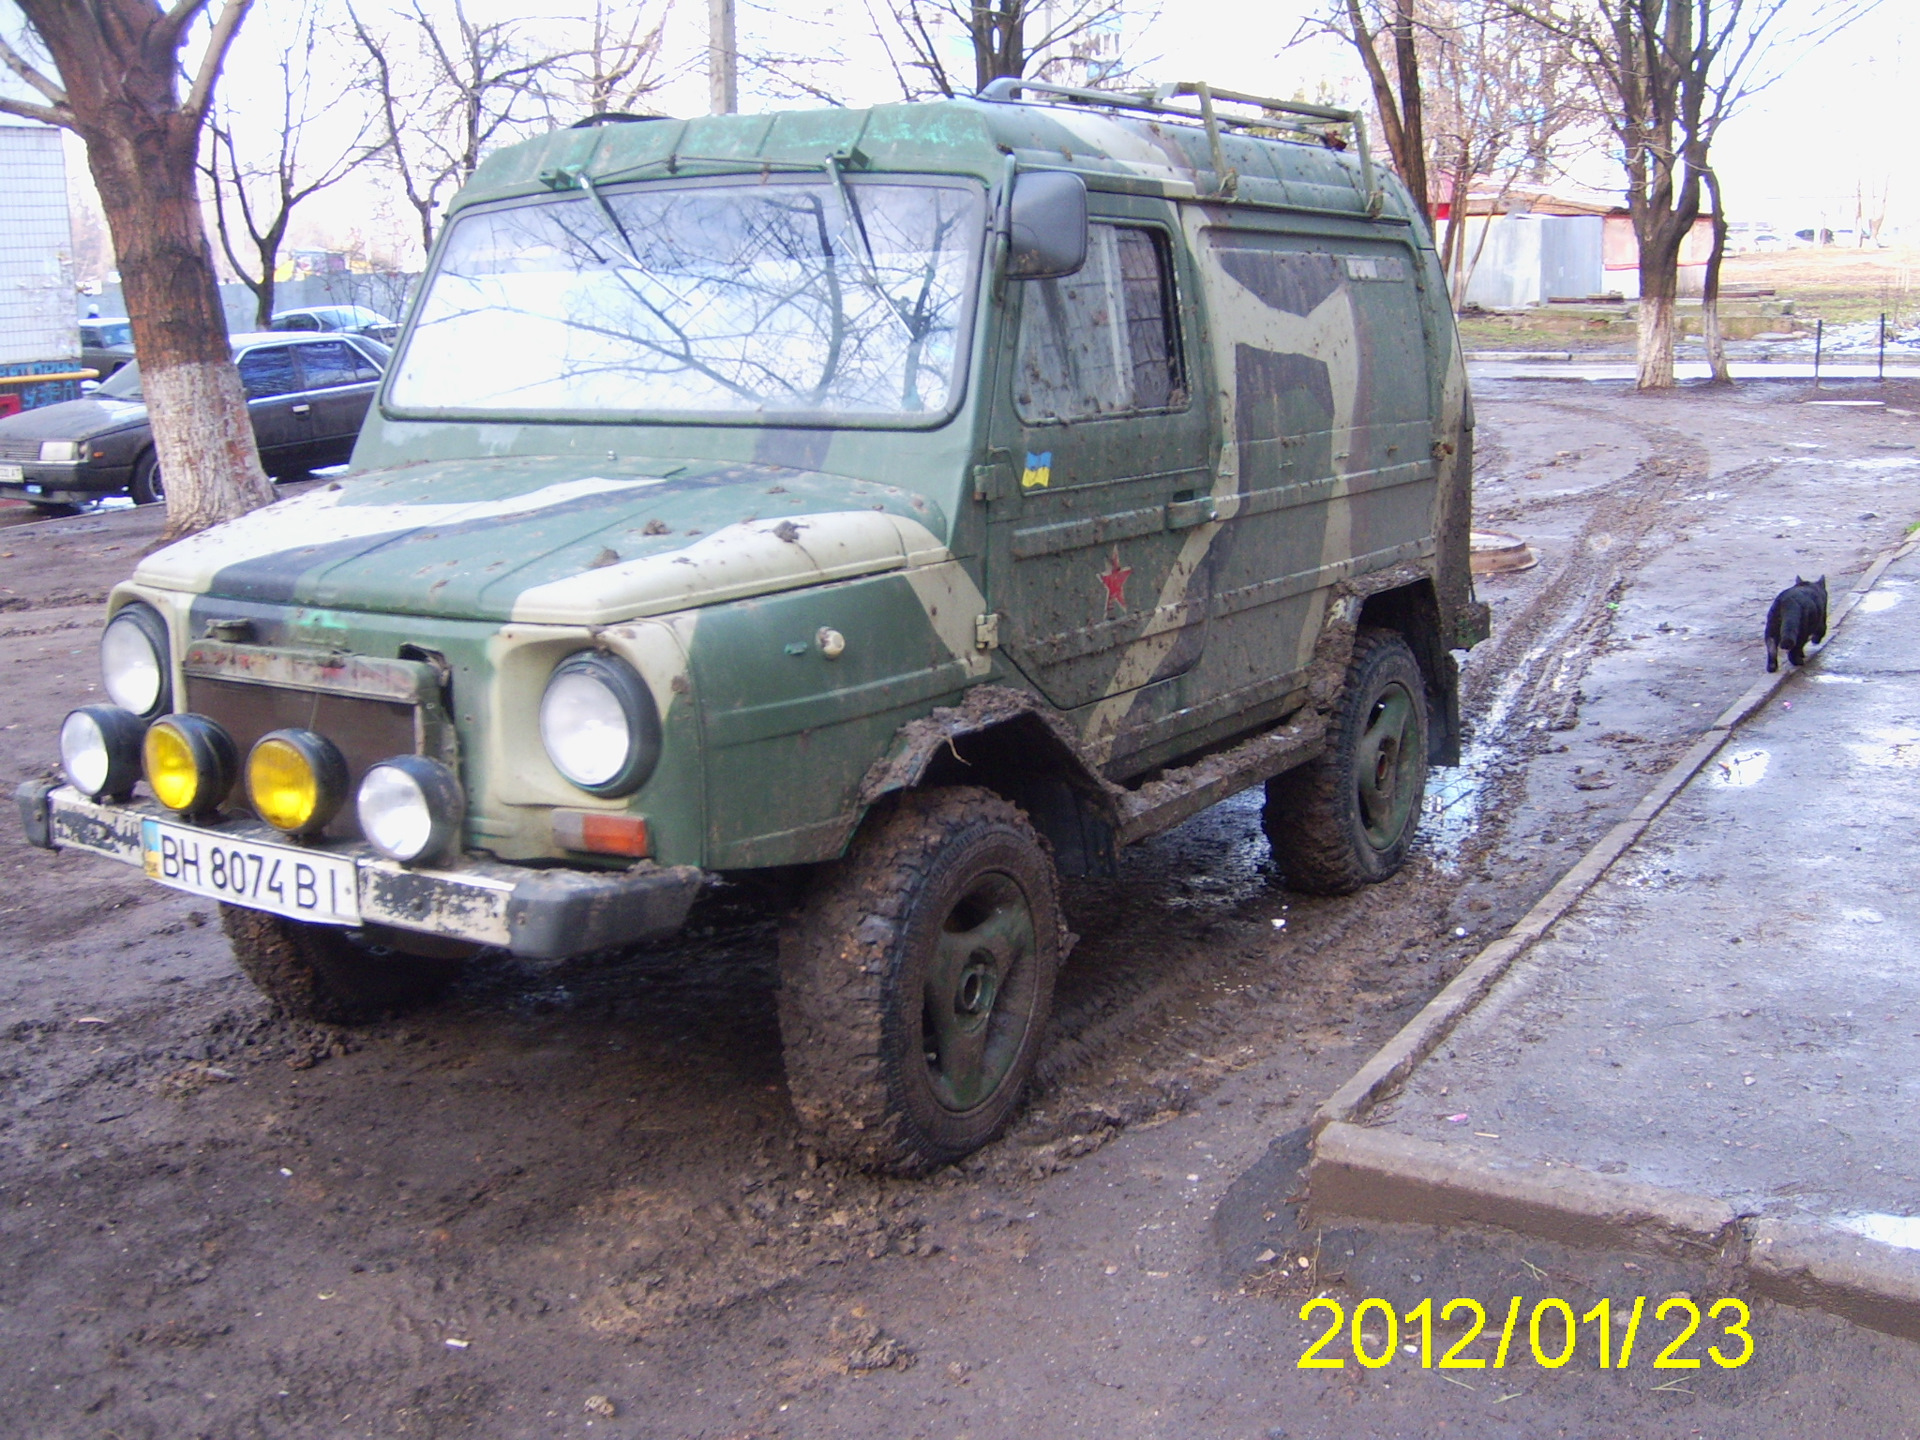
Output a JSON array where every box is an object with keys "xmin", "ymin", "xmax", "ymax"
[{"xmin": 8, "ymin": 0, "xmax": 1915, "ymax": 258}]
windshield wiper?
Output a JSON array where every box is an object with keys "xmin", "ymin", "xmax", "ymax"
[{"xmin": 825, "ymin": 155, "xmax": 920, "ymax": 340}]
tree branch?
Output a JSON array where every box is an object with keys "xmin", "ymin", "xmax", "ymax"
[
  {"xmin": 184, "ymin": 0, "xmax": 256, "ymax": 126},
  {"xmin": 0, "ymin": 29, "xmax": 68, "ymax": 109}
]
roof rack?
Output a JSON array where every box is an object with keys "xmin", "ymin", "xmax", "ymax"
[{"xmin": 975, "ymin": 77, "xmax": 1380, "ymax": 214}]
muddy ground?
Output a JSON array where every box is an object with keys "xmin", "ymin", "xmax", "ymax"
[{"xmin": 3, "ymin": 383, "xmax": 1919, "ymax": 1439}]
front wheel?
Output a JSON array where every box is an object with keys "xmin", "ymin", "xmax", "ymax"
[
  {"xmin": 220, "ymin": 906, "xmax": 471, "ymax": 1023},
  {"xmin": 1264, "ymin": 627, "xmax": 1430, "ymax": 895},
  {"xmin": 777, "ymin": 787, "xmax": 1063, "ymax": 1174},
  {"xmin": 130, "ymin": 450, "xmax": 164, "ymax": 506}
]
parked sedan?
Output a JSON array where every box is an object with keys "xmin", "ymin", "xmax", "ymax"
[
  {"xmin": 0, "ymin": 332, "xmax": 388, "ymax": 511},
  {"xmin": 78, "ymin": 317, "xmax": 135, "ymax": 379},
  {"xmin": 269, "ymin": 305, "xmax": 400, "ymax": 344}
]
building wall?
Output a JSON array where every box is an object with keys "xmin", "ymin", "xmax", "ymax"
[
  {"xmin": 1457, "ymin": 214, "xmax": 1605, "ymax": 307},
  {"xmin": 0, "ymin": 124, "xmax": 78, "ymax": 368}
]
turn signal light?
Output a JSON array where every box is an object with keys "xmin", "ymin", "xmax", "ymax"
[
  {"xmin": 143, "ymin": 714, "xmax": 238, "ymax": 816},
  {"xmin": 552, "ymin": 809, "xmax": 651, "ymax": 858}
]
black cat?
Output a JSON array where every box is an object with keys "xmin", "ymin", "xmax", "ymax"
[{"xmin": 1765, "ymin": 575, "xmax": 1827, "ymax": 672}]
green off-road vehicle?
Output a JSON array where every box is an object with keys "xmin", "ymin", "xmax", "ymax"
[{"xmin": 20, "ymin": 81, "xmax": 1486, "ymax": 1172}]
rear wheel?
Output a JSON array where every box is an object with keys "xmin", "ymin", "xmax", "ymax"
[
  {"xmin": 1264, "ymin": 627, "xmax": 1429, "ymax": 895},
  {"xmin": 130, "ymin": 450, "xmax": 164, "ymax": 506},
  {"xmin": 778, "ymin": 787, "xmax": 1063, "ymax": 1174},
  {"xmin": 220, "ymin": 905, "xmax": 471, "ymax": 1023}
]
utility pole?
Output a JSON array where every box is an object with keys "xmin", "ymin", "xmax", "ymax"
[{"xmin": 709, "ymin": 0, "xmax": 738, "ymax": 114}]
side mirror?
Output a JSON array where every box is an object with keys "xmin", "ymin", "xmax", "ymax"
[{"xmin": 1007, "ymin": 171, "xmax": 1087, "ymax": 280}]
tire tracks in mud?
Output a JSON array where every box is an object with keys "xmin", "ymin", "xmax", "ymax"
[{"xmin": 994, "ymin": 404, "xmax": 1735, "ymax": 1156}]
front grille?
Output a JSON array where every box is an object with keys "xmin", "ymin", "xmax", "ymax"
[
  {"xmin": 0, "ymin": 440, "xmax": 42, "ymax": 463},
  {"xmin": 185, "ymin": 676, "xmax": 418, "ymax": 840}
]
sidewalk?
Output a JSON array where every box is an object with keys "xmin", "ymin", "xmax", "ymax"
[{"xmin": 1310, "ymin": 537, "xmax": 1920, "ymax": 1335}]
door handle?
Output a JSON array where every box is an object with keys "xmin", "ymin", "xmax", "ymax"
[
  {"xmin": 1165, "ymin": 495, "xmax": 1216, "ymax": 529},
  {"xmin": 291, "ymin": 404, "xmax": 311, "ymax": 415}
]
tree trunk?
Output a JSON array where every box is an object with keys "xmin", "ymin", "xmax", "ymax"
[
  {"xmin": 1635, "ymin": 261, "xmax": 1679, "ymax": 390},
  {"xmin": 1390, "ymin": 0, "xmax": 1430, "ymax": 227},
  {"xmin": 86, "ymin": 128, "xmax": 274, "ymax": 536},
  {"xmin": 8, "ymin": 0, "xmax": 271, "ymax": 540},
  {"xmin": 1701, "ymin": 167, "xmax": 1731, "ymax": 385}
]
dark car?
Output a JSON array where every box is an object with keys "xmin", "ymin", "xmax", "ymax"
[
  {"xmin": 0, "ymin": 332, "xmax": 388, "ymax": 511},
  {"xmin": 78, "ymin": 317, "xmax": 135, "ymax": 380},
  {"xmin": 269, "ymin": 305, "xmax": 400, "ymax": 344}
]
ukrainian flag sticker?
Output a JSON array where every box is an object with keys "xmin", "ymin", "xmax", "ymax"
[{"xmin": 1021, "ymin": 451, "xmax": 1053, "ymax": 489}]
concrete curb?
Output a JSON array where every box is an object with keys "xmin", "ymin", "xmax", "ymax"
[
  {"xmin": 1306, "ymin": 529, "xmax": 1920, "ymax": 1341},
  {"xmin": 1311, "ymin": 1124, "xmax": 1920, "ymax": 1344}
]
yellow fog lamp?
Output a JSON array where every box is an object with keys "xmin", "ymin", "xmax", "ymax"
[
  {"xmin": 246, "ymin": 728, "xmax": 349, "ymax": 837},
  {"xmin": 59, "ymin": 705, "xmax": 146, "ymax": 800},
  {"xmin": 142, "ymin": 713, "xmax": 238, "ymax": 817}
]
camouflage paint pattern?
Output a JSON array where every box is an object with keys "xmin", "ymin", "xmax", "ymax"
[{"xmin": 91, "ymin": 94, "xmax": 1479, "ymax": 886}]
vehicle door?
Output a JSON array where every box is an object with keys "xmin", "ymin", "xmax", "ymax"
[
  {"xmin": 1184, "ymin": 220, "xmax": 1435, "ymax": 733},
  {"xmin": 290, "ymin": 338, "xmax": 383, "ymax": 467},
  {"xmin": 984, "ymin": 197, "xmax": 1215, "ymax": 774},
  {"xmin": 234, "ymin": 344, "xmax": 309, "ymax": 474}
]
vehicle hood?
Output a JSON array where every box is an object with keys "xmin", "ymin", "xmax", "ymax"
[
  {"xmin": 0, "ymin": 394, "xmax": 147, "ymax": 443},
  {"xmin": 136, "ymin": 454, "xmax": 952, "ymax": 625}
]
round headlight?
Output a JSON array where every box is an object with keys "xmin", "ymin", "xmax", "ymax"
[
  {"xmin": 538, "ymin": 652, "xmax": 661, "ymax": 796},
  {"xmin": 357, "ymin": 755, "xmax": 465, "ymax": 864},
  {"xmin": 59, "ymin": 705, "xmax": 146, "ymax": 800},
  {"xmin": 247, "ymin": 728, "xmax": 349, "ymax": 836},
  {"xmin": 101, "ymin": 603, "xmax": 171, "ymax": 719},
  {"xmin": 143, "ymin": 713, "xmax": 237, "ymax": 816}
]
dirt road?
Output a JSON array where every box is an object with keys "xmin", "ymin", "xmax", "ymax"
[{"xmin": 3, "ymin": 383, "xmax": 1918, "ymax": 1438}]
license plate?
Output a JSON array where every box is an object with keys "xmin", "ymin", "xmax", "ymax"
[
  {"xmin": 0, "ymin": 464, "xmax": 22, "ymax": 482},
  {"xmin": 141, "ymin": 817, "xmax": 360, "ymax": 924}
]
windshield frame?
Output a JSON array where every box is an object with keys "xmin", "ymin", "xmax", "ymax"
[{"xmin": 379, "ymin": 172, "xmax": 990, "ymax": 432}]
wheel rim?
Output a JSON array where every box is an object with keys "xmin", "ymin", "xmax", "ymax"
[
  {"xmin": 921, "ymin": 870, "xmax": 1038, "ymax": 1113},
  {"xmin": 149, "ymin": 462, "xmax": 164, "ymax": 500},
  {"xmin": 1354, "ymin": 680, "xmax": 1420, "ymax": 851}
]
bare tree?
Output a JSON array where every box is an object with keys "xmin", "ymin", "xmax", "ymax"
[
  {"xmin": 1512, "ymin": 0, "xmax": 1879, "ymax": 389},
  {"xmin": 0, "ymin": 0, "xmax": 273, "ymax": 536},
  {"xmin": 1418, "ymin": 0, "xmax": 1592, "ymax": 300},
  {"xmin": 1319, "ymin": 0, "xmax": 1432, "ymax": 226},
  {"xmin": 566, "ymin": 0, "xmax": 670, "ymax": 116},
  {"xmin": 344, "ymin": 0, "xmax": 575, "ymax": 257},
  {"xmin": 201, "ymin": 6, "xmax": 377, "ymax": 330},
  {"xmin": 867, "ymin": 0, "xmax": 1143, "ymax": 100}
]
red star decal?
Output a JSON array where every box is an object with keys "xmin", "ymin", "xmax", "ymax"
[{"xmin": 1098, "ymin": 548, "xmax": 1132, "ymax": 612}]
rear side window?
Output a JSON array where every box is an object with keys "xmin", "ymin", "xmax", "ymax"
[
  {"xmin": 237, "ymin": 346, "xmax": 300, "ymax": 399},
  {"xmin": 296, "ymin": 339, "xmax": 382, "ymax": 389},
  {"xmin": 1014, "ymin": 224, "xmax": 1183, "ymax": 423}
]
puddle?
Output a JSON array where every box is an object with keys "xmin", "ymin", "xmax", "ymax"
[
  {"xmin": 1707, "ymin": 749, "xmax": 1769, "ymax": 787},
  {"xmin": 1837, "ymin": 1213, "xmax": 1920, "ymax": 1250},
  {"xmin": 1859, "ymin": 590, "xmax": 1902, "ymax": 613},
  {"xmin": 1844, "ymin": 729, "xmax": 1920, "ymax": 769}
]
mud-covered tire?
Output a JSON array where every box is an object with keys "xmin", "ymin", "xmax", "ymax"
[
  {"xmin": 129, "ymin": 450, "xmax": 164, "ymax": 506},
  {"xmin": 777, "ymin": 787, "xmax": 1064, "ymax": 1175},
  {"xmin": 220, "ymin": 905, "xmax": 470, "ymax": 1024},
  {"xmin": 1264, "ymin": 627, "xmax": 1429, "ymax": 895}
]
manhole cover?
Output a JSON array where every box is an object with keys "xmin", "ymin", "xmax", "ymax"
[{"xmin": 1470, "ymin": 530, "xmax": 1537, "ymax": 574}]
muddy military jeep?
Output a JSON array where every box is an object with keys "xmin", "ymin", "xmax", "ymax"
[{"xmin": 20, "ymin": 80, "xmax": 1486, "ymax": 1173}]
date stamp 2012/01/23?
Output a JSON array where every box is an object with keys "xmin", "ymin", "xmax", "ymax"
[{"xmin": 1298, "ymin": 1295, "xmax": 1754, "ymax": 1371}]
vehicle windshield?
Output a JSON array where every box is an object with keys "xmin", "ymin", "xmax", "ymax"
[
  {"xmin": 97, "ymin": 362, "xmax": 143, "ymax": 399},
  {"xmin": 388, "ymin": 177, "xmax": 983, "ymax": 421},
  {"xmin": 86, "ymin": 322, "xmax": 133, "ymax": 347}
]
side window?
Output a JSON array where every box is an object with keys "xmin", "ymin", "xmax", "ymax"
[
  {"xmin": 237, "ymin": 346, "xmax": 300, "ymax": 399},
  {"xmin": 296, "ymin": 339, "xmax": 381, "ymax": 390},
  {"xmin": 1014, "ymin": 224, "xmax": 1183, "ymax": 424}
]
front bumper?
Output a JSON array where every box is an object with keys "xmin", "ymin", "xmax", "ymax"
[
  {"xmin": 0, "ymin": 459, "xmax": 130, "ymax": 504},
  {"xmin": 17, "ymin": 780, "xmax": 706, "ymax": 961}
]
